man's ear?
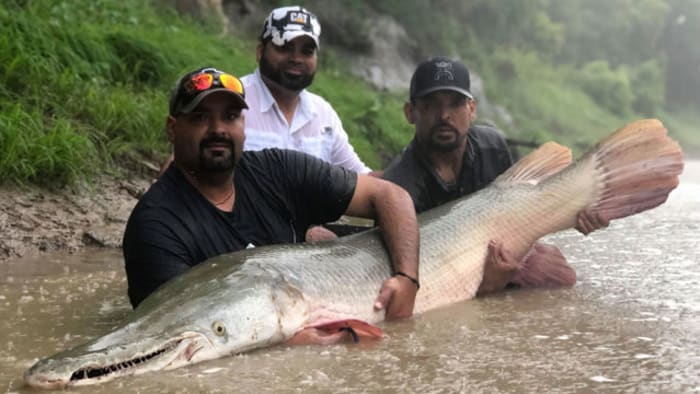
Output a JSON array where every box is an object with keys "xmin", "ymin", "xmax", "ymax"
[
  {"xmin": 256, "ymin": 43, "xmax": 264, "ymax": 63},
  {"xmin": 403, "ymin": 102, "xmax": 415, "ymax": 124},
  {"xmin": 165, "ymin": 116, "xmax": 176, "ymax": 143},
  {"xmin": 468, "ymin": 99, "xmax": 477, "ymax": 122}
]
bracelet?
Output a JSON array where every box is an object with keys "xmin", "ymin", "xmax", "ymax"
[{"xmin": 394, "ymin": 271, "xmax": 420, "ymax": 290}]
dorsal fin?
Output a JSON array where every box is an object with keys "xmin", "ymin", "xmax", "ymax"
[{"xmin": 494, "ymin": 142, "xmax": 572, "ymax": 185}]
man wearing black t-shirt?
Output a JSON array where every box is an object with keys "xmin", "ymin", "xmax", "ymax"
[
  {"xmin": 123, "ymin": 67, "xmax": 419, "ymax": 327},
  {"xmin": 383, "ymin": 57, "xmax": 608, "ymax": 294}
]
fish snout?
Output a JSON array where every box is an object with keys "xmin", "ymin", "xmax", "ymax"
[
  {"xmin": 24, "ymin": 366, "xmax": 70, "ymax": 390},
  {"xmin": 23, "ymin": 332, "xmax": 213, "ymax": 388}
]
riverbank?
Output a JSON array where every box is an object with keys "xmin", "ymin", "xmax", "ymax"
[{"xmin": 0, "ymin": 176, "xmax": 151, "ymax": 262}]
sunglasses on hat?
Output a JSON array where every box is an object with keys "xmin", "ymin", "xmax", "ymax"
[
  {"xmin": 170, "ymin": 68, "xmax": 247, "ymax": 116},
  {"xmin": 184, "ymin": 71, "xmax": 243, "ymax": 95}
]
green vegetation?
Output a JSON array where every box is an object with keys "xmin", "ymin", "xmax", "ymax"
[
  {"xmin": 370, "ymin": 0, "xmax": 698, "ymax": 156},
  {"xmin": 0, "ymin": 0, "xmax": 410, "ymax": 186},
  {"xmin": 312, "ymin": 68, "xmax": 411, "ymax": 166},
  {"xmin": 1, "ymin": 0, "xmax": 698, "ymax": 187},
  {"xmin": 1, "ymin": 0, "xmax": 238, "ymax": 185}
]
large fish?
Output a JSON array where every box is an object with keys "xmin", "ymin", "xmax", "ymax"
[{"xmin": 24, "ymin": 119, "xmax": 683, "ymax": 389}]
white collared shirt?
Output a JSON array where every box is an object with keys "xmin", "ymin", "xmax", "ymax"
[{"xmin": 241, "ymin": 69, "xmax": 372, "ymax": 173}]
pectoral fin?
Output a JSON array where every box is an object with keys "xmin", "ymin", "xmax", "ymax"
[{"xmin": 286, "ymin": 319, "xmax": 384, "ymax": 346}]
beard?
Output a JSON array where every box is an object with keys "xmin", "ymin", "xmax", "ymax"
[
  {"xmin": 198, "ymin": 135, "xmax": 237, "ymax": 172},
  {"xmin": 422, "ymin": 124, "xmax": 465, "ymax": 153},
  {"xmin": 259, "ymin": 53, "xmax": 315, "ymax": 92}
]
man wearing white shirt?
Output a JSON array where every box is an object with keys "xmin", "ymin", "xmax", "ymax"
[
  {"xmin": 241, "ymin": 5, "xmax": 372, "ymax": 175},
  {"xmin": 157, "ymin": 7, "xmax": 372, "ymax": 240}
]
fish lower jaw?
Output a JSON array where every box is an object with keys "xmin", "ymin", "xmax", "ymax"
[
  {"xmin": 23, "ymin": 373, "xmax": 71, "ymax": 390},
  {"xmin": 24, "ymin": 334, "xmax": 210, "ymax": 389}
]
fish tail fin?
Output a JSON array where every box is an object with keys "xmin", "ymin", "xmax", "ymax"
[
  {"xmin": 495, "ymin": 142, "xmax": 573, "ymax": 184},
  {"xmin": 491, "ymin": 119, "xmax": 682, "ymax": 242},
  {"xmin": 581, "ymin": 118, "xmax": 683, "ymax": 222}
]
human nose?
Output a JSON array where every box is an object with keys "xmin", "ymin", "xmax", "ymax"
[
  {"xmin": 288, "ymin": 48, "xmax": 302, "ymax": 62},
  {"xmin": 207, "ymin": 113, "xmax": 226, "ymax": 133},
  {"xmin": 435, "ymin": 104, "xmax": 452, "ymax": 121}
]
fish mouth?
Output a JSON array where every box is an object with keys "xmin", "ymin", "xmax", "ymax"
[{"xmin": 25, "ymin": 332, "xmax": 209, "ymax": 389}]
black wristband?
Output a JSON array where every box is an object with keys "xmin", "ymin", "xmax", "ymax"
[{"xmin": 394, "ymin": 271, "xmax": 420, "ymax": 290}]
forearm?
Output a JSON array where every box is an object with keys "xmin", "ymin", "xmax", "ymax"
[
  {"xmin": 370, "ymin": 184, "xmax": 419, "ymax": 319},
  {"xmin": 373, "ymin": 185, "xmax": 420, "ymax": 280},
  {"xmin": 345, "ymin": 176, "xmax": 420, "ymax": 318}
]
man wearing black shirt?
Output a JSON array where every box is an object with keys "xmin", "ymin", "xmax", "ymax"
[
  {"xmin": 383, "ymin": 57, "xmax": 608, "ymax": 294},
  {"xmin": 123, "ymin": 67, "xmax": 419, "ymax": 326},
  {"xmin": 383, "ymin": 123, "xmax": 512, "ymax": 214}
]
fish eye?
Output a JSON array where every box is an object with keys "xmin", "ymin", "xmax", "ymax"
[{"xmin": 212, "ymin": 321, "xmax": 226, "ymax": 336}]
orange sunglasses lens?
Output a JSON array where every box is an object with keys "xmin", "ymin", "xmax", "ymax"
[
  {"xmin": 219, "ymin": 73, "xmax": 244, "ymax": 95},
  {"xmin": 189, "ymin": 73, "xmax": 214, "ymax": 91}
]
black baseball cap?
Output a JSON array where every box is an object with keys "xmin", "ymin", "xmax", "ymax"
[
  {"xmin": 169, "ymin": 67, "xmax": 247, "ymax": 116},
  {"xmin": 409, "ymin": 56, "xmax": 473, "ymax": 101}
]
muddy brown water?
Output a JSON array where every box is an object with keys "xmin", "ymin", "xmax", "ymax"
[{"xmin": 2, "ymin": 162, "xmax": 699, "ymax": 394}]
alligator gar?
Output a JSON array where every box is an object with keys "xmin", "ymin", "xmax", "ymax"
[{"xmin": 24, "ymin": 119, "xmax": 683, "ymax": 389}]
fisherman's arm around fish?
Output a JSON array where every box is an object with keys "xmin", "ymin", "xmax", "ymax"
[
  {"xmin": 476, "ymin": 210, "xmax": 608, "ymax": 295},
  {"xmin": 123, "ymin": 66, "xmax": 421, "ymax": 319},
  {"xmin": 287, "ymin": 174, "xmax": 420, "ymax": 345},
  {"xmin": 345, "ymin": 174, "xmax": 420, "ymax": 319},
  {"xmin": 382, "ymin": 56, "xmax": 611, "ymax": 297}
]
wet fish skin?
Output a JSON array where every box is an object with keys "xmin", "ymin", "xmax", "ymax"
[{"xmin": 23, "ymin": 119, "xmax": 683, "ymax": 389}]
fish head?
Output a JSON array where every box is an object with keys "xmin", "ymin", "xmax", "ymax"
[
  {"xmin": 24, "ymin": 261, "xmax": 309, "ymax": 389},
  {"xmin": 23, "ymin": 329, "xmax": 212, "ymax": 389}
]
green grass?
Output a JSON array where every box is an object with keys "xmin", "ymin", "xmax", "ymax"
[
  {"xmin": 312, "ymin": 70, "xmax": 412, "ymax": 169},
  {"xmin": 0, "ymin": 0, "xmax": 255, "ymax": 185},
  {"xmin": 0, "ymin": 0, "xmax": 413, "ymax": 185},
  {"xmin": 0, "ymin": 104, "xmax": 97, "ymax": 185},
  {"xmin": 1, "ymin": 0, "xmax": 697, "ymax": 187}
]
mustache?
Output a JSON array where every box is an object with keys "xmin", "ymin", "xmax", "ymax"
[
  {"xmin": 430, "ymin": 122, "xmax": 458, "ymax": 134},
  {"xmin": 199, "ymin": 135, "xmax": 235, "ymax": 150}
]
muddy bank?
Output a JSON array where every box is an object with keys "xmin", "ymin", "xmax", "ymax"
[{"xmin": 0, "ymin": 177, "xmax": 151, "ymax": 262}]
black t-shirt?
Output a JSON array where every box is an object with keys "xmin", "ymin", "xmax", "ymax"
[
  {"xmin": 123, "ymin": 148, "xmax": 357, "ymax": 307},
  {"xmin": 382, "ymin": 124, "xmax": 513, "ymax": 213}
]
